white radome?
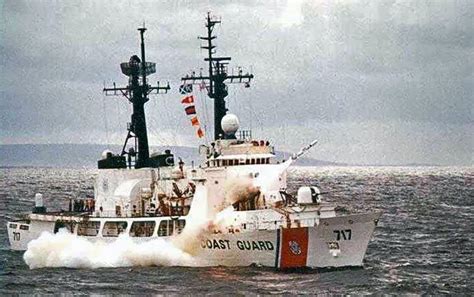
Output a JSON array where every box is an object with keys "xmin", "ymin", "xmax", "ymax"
[
  {"xmin": 297, "ymin": 186, "xmax": 321, "ymax": 204},
  {"xmin": 221, "ymin": 114, "xmax": 240, "ymax": 135}
]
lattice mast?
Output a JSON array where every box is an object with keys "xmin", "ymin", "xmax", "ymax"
[
  {"xmin": 103, "ymin": 27, "xmax": 170, "ymax": 168},
  {"xmin": 181, "ymin": 13, "xmax": 254, "ymax": 140}
]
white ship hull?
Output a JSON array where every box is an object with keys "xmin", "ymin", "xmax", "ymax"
[
  {"xmin": 195, "ymin": 212, "xmax": 381, "ymax": 268},
  {"xmin": 7, "ymin": 211, "xmax": 380, "ymax": 269}
]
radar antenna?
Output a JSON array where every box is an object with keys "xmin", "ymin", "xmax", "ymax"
[
  {"xmin": 181, "ymin": 12, "xmax": 254, "ymax": 140},
  {"xmin": 103, "ymin": 27, "xmax": 170, "ymax": 168}
]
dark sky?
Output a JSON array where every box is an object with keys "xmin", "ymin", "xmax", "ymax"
[{"xmin": 1, "ymin": 0, "xmax": 472, "ymax": 165}]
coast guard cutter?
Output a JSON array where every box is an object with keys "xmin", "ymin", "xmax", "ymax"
[{"xmin": 7, "ymin": 13, "xmax": 381, "ymax": 269}]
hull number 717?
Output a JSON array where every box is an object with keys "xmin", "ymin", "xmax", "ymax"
[{"xmin": 334, "ymin": 229, "xmax": 352, "ymax": 240}]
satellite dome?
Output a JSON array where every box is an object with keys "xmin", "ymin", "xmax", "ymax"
[
  {"xmin": 221, "ymin": 114, "xmax": 240, "ymax": 136},
  {"xmin": 101, "ymin": 150, "xmax": 113, "ymax": 160}
]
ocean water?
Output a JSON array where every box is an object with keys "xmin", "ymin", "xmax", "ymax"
[{"xmin": 0, "ymin": 166, "xmax": 472, "ymax": 295}]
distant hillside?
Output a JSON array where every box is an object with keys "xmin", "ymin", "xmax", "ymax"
[{"xmin": 0, "ymin": 144, "xmax": 338, "ymax": 168}]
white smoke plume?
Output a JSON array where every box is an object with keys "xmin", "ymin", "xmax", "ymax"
[
  {"xmin": 223, "ymin": 176, "xmax": 260, "ymax": 206},
  {"xmin": 211, "ymin": 206, "xmax": 238, "ymax": 233},
  {"xmin": 23, "ymin": 230, "xmax": 196, "ymax": 269},
  {"xmin": 253, "ymin": 161, "xmax": 292, "ymax": 194},
  {"xmin": 171, "ymin": 183, "xmax": 213, "ymax": 255}
]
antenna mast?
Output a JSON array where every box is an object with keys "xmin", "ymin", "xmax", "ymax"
[
  {"xmin": 181, "ymin": 12, "xmax": 254, "ymax": 140},
  {"xmin": 103, "ymin": 27, "xmax": 170, "ymax": 168}
]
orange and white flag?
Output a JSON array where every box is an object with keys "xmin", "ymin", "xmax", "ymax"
[
  {"xmin": 190, "ymin": 116, "xmax": 200, "ymax": 127},
  {"xmin": 197, "ymin": 127, "xmax": 204, "ymax": 138},
  {"xmin": 181, "ymin": 95, "xmax": 194, "ymax": 104}
]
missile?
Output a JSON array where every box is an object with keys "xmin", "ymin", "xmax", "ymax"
[{"xmin": 292, "ymin": 139, "xmax": 318, "ymax": 160}]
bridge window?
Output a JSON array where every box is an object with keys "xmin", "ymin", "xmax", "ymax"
[
  {"xmin": 130, "ymin": 221, "xmax": 155, "ymax": 237},
  {"xmin": 78, "ymin": 221, "xmax": 100, "ymax": 236},
  {"xmin": 158, "ymin": 220, "xmax": 171, "ymax": 236},
  {"xmin": 8, "ymin": 223, "xmax": 17, "ymax": 229},
  {"xmin": 158, "ymin": 219, "xmax": 186, "ymax": 237},
  {"xmin": 256, "ymin": 158, "xmax": 261, "ymax": 164},
  {"xmin": 175, "ymin": 219, "xmax": 186, "ymax": 234},
  {"xmin": 102, "ymin": 221, "xmax": 127, "ymax": 237}
]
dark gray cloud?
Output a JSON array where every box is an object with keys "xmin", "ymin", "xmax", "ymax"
[{"xmin": 1, "ymin": 0, "xmax": 472, "ymax": 165}]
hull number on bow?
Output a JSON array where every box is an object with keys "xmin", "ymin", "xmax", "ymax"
[{"xmin": 334, "ymin": 229, "xmax": 352, "ymax": 241}]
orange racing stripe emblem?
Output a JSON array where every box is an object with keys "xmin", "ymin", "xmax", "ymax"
[{"xmin": 279, "ymin": 227, "xmax": 309, "ymax": 268}]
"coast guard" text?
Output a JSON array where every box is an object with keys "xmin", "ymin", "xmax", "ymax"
[{"xmin": 200, "ymin": 239, "xmax": 274, "ymax": 251}]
